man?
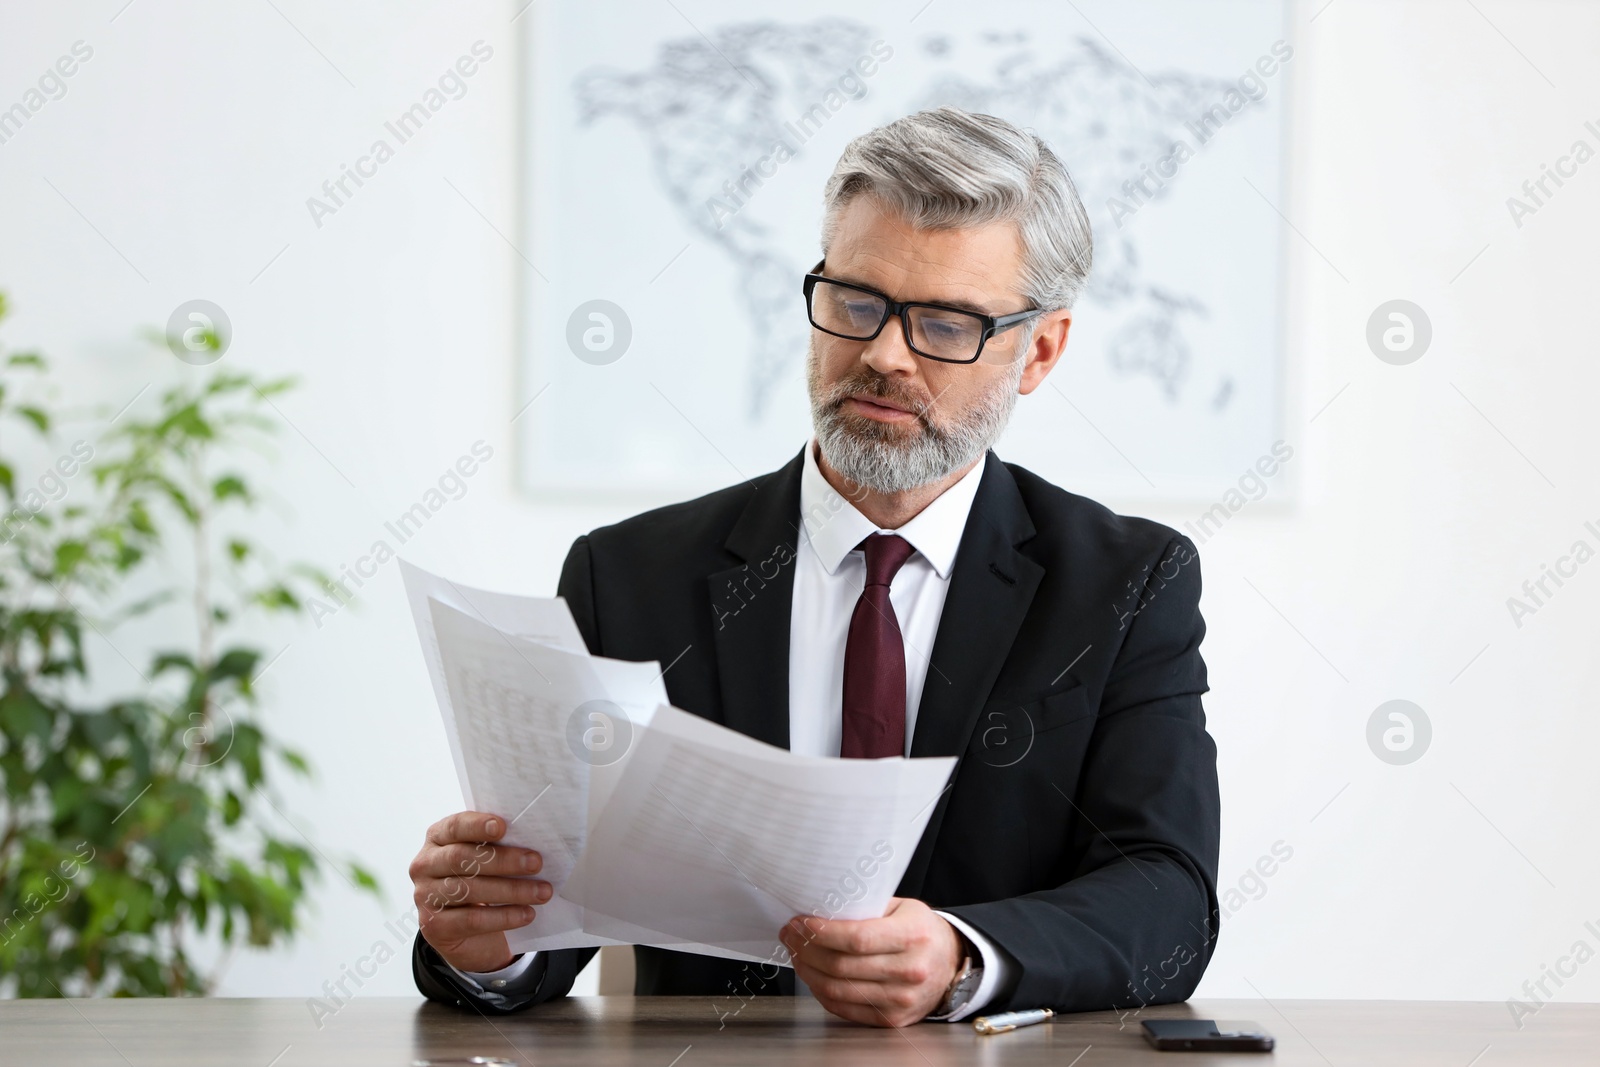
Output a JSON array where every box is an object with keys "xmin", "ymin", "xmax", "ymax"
[{"xmin": 410, "ymin": 105, "xmax": 1220, "ymax": 1026}]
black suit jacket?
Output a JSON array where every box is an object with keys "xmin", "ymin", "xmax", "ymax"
[{"xmin": 415, "ymin": 447, "xmax": 1220, "ymax": 1015}]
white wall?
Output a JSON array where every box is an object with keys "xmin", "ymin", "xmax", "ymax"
[{"xmin": 1, "ymin": 0, "xmax": 1597, "ymax": 1015}]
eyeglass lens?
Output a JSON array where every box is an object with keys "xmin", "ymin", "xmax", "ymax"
[{"xmin": 810, "ymin": 279, "xmax": 986, "ymax": 361}]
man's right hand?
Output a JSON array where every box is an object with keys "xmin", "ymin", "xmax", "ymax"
[{"xmin": 411, "ymin": 811, "xmax": 550, "ymax": 973}]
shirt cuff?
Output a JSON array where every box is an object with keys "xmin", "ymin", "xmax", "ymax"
[
  {"xmin": 928, "ymin": 911, "xmax": 1015, "ymax": 1022},
  {"xmin": 447, "ymin": 952, "xmax": 542, "ymax": 1002}
]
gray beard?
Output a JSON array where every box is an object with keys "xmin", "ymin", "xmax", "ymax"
[{"xmin": 807, "ymin": 349, "xmax": 1023, "ymax": 494}]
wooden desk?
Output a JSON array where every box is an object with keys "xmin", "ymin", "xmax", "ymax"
[{"xmin": 0, "ymin": 995, "xmax": 1590, "ymax": 1065}]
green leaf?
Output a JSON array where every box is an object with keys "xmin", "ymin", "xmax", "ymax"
[
  {"xmin": 251, "ymin": 585, "xmax": 299, "ymax": 612},
  {"xmin": 210, "ymin": 648, "xmax": 260, "ymax": 685},
  {"xmin": 349, "ymin": 864, "xmax": 380, "ymax": 893},
  {"xmin": 151, "ymin": 651, "xmax": 196, "ymax": 677},
  {"xmin": 16, "ymin": 405, "xmax": 49, "ymax": 432},
  {"xmin": 53, "ymin": 540, "xmax": 88, "ymax": 575},
  {"xmin": 0, "ymin": 689, "xmax": 53, "ymax": 742},
  {"xmin": 251, "ymin": 376, "xmax": 297, "ymax": 398},
  {"xmin": 78, "ymin": 709, "xmax": 125, "ymax": 748},
  {"xmin": 51, "ymin": 775, "xmax": 89, "ymax": 820},
  {"xmin": 160, "ymin": 401, "xmax": 214, "ymax": 443},
  {"xmin": 212, "ymin": 475, "xmax": 248, "ymax": 503},
  {"xmin": 226, "ymin": 721, "xmax": 264, "ymax": 787},
  {"xmin": 222, "ymin": 790, "xmax": 242, "ymax": 826}
]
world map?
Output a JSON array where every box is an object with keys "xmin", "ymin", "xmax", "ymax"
[
  {"xmin": 573, "ymin": 20, "xmax": 1262, "ymax": 417},
  {"xmin": 519, "ymin": 3, "xmax": 1288, "ymax": 501}
]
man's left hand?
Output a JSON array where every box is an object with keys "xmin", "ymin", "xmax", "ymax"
[{"xmin": 780, "ymin": 897, "xmax": 964, "ymax": 1027}]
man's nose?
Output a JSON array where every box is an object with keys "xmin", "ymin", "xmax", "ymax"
[{"xmin": 859, "ymin": 313, "xmax": 920, "ymax": 376}]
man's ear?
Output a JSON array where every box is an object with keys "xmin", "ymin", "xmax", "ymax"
[{"xmin": 1019, "ymin": 309, "xmax": 1072, "ymax": 395}]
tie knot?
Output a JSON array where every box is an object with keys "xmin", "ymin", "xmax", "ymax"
[{"xmin": 859, "ymin": 533, "xmax": 915, "ymax": 588}]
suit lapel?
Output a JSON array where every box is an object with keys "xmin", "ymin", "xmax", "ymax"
[
  {"xmin": 706, "ymin": 447, "xmax": 807, "ymax": 751},
  {"xmin": 899, "ymin": 453, "xmax": 1043, "ymax": 898}
]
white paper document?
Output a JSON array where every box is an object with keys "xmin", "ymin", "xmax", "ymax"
[
  {"xmin": 399, "ymin": 558, "xmax": 592, "ymax": 807},
  {"xmin": 563, "ymin": 703, "xmax": 957, "ymax": 961},
  {"xmin": 402, "ymin": 561, "xmax": 957, "ymax": 964}
]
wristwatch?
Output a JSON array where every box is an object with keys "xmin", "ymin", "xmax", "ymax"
[{"xmin": 936, "ymin": 935, "xmax": 984, "ymax": 1016}]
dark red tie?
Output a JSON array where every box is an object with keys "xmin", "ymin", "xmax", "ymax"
[{"xmin": 841, "ymin": 533, "xmax": 916, "ymax": 759}]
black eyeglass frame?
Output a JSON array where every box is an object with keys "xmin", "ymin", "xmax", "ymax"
[{"xmin": 801, "ymin": 258, "xmax": 1045, "ymax": 364}]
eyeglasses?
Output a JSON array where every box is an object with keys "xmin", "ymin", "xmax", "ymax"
[{"xmin": 802, "ymin": 258, "xmax": 1044, "ymax": 365}]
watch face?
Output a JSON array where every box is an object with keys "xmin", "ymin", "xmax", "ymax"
[{"xmin": 945, "ymin": 961, "xmax": 983, "ymax": 1011}]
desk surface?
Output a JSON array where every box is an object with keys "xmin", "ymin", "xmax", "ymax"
[{"xmin": 0, "ymin": 995, "xmax": 1589, "ymax": 1066}]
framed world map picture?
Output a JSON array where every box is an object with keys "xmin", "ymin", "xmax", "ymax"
[{"xmin": 515, "ymin": 0, "xmax": 1293, "ymax": 504}]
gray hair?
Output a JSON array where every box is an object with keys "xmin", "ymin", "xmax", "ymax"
[{"xmin": 820, "ymin": 106, "xmax": 1094, "ymax": 326}]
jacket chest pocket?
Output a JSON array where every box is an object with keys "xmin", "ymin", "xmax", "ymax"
[{"xmin": 967, "ymin": 683, "xmax": 1095, "ymax": 768}]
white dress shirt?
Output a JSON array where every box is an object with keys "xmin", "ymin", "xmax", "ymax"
[
  {"xmin": 457, "ymin": 439, "xmax": 1015, "ymax": 1019},
  {"xmin": 787, "ymin": 438, "xmax": 1013, "ymax": 1020}
]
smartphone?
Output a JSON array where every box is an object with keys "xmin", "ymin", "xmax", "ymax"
[{"xmin": 1142, "ymin": 1019, "xmax": 1275, "ymax": 1052}]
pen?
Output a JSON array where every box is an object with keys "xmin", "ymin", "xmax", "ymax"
[{"xmin": 972, "ymin": 1008, "xmax": 1054, "ymax": 1035}]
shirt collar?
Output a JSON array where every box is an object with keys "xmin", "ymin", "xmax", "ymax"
[{"xmin": 798, "ymin": 438, "xmax": 987, "ymax": 580}]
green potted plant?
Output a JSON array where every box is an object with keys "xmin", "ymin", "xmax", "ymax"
[{"xmin": 0, "ymin": 293, "xmax": 376, "ymax": 996}]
